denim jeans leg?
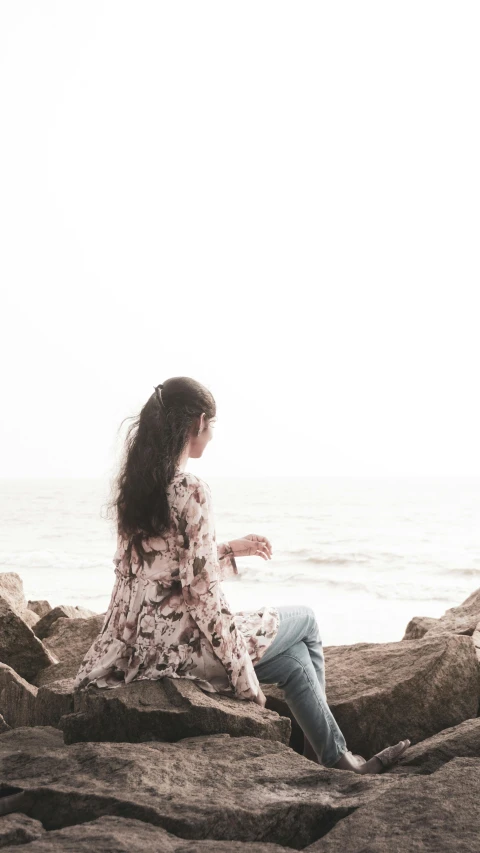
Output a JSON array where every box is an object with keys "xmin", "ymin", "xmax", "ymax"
[
  {"xmin": 254, "ymin": 638, "xmax": 347, "ymax": 767},
  {"xmin": 258, "ymin": 605, "xmax": 326, "ymax": 695},
  {"xmin": 253, "ymin": 605, "xmax": 348, "ymax": 767}
]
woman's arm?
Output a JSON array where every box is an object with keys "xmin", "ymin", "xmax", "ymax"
[{"xmin": 178, "ymin": 483, "xmax": 261, "ymax": 701}]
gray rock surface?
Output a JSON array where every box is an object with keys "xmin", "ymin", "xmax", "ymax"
[
  {"xmin": 402, "ymin": 615, "xmax": 440, "ymax": 639},
  {"xmin": 61, "ymin": 676, "xmax": 292, "ymax": 745},
  {"xmin": 27, "ymin": 600, "xmax": 52, "ymax": 619},
  {"xmin": 0, "ymin": 663, "xmax": 38, "ymax": 727},
  {"xmin": 265, "ymin": 633, "xmax": 480, "ymax": 759},
  {"xmin": 0, "ymin": 572, "xmax": 29, "ymax": 614},
  {"xmin": 472, "ymin": 620, "xmax": 480, "ymax": 663},
  {"xmin": 0, "ymin": 727, "xmax": 398, "ymax": 848},
  {"xmin": 321, "ymin": 633, "xmax": 480, "ymax": 756},
  {"xmin": 0, "ymin": 713, "xmax": 11, "ymax": 733},
  {"xmin": 408, "ymin": 587, "xmax": 480, "ymax": 639},
  {"xmin": 33, "ymin": 614, "xmax": 106, "ymax": 686},
  {"xmin": 0, "ymin": 572, "xmax": 40, "ymax": 628},
  {"xmin": 386, "ymin": 717, "xmax": 480, "ymax": 777},
  {"xmin": 33, "ymin": 605, "xmax": 100, "ymax": 640},
  {"xmin": 0, "ymin": 599, "xmax": 58, "ymax": 682},
  {"xmin": 35, "ymin": 678, "xmax": 75, "ymax": 727},
  {"xmin": 0, "ymin": 812, "xmax": 45, "ymax": 847},
  {"xmin": 0, "ymin": 815, "xmax": 291, "ymax": 852},
  {"xmin": 306, "ymin": 758, "xmax": 480, "ymax": 852}
]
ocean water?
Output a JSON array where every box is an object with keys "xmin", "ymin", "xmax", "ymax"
[{"xmin": 1, "ymin": 476, "xmax": 479, "ymax": 647}]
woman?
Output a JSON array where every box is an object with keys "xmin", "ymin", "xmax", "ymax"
[{"xmin": 74, "ymin": 376, "xmax": 410, "ymax": 773}]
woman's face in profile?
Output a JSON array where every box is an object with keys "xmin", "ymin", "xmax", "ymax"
[{"xmin": 191, "ymin": 415, "xmax": 216, "ymax": 458}]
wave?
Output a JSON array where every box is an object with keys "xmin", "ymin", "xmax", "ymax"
[
  {"xmin": 0, "ymin": 551, "xmax": 112, "ymax": 572},
  {"xmin": 304, "ymin": 554, "xmax": 370, "ymax": 566},
  {"xmin": 231, "ymin": 569, "xmax": 459, "ymax": 602},
  {"xmin": 439, "ymin": 567, "xmax": 480, "ymax": 578}
]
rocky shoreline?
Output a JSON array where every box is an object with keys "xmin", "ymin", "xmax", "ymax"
[{"xmin": 1, "ymin": 571, "xmax": 480, "ymax": 851}]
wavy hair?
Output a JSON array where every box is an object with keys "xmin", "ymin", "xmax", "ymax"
[{"xmin": 104, "ymin": 376, "xmax": 216, "ymax": 541}]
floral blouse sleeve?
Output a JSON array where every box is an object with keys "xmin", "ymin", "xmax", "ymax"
[
  {"xmin": 216, "ymin": 541, "xmax": 238, "ymax": 581},
  {"xmin": 178, "ymin": 481, "xmax": 261, "ymax": 701}
]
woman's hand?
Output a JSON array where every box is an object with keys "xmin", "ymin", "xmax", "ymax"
[
  {"xmin": 253, "ymin": 686, "xmax": 267, "ymax": 707},
  {"xmin": 229, "ymin": 534, "xmax": 273, "ymax": 560}
]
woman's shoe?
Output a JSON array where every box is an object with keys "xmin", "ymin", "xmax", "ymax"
[{"xmin": 372, "ymin": 739, "xmax": 411, "ymax": 770}]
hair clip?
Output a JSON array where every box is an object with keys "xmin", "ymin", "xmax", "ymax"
[{"xmin": 154, "ymin": 384, "xmax": 165, "ymax": 407}]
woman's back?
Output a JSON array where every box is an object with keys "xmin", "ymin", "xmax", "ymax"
[{"xmin": 73, "ymin": 470, "xmax": 279, "ymax": 698}]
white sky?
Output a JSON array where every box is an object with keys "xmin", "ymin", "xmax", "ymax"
[{"xmin": 1, "ymin": 2, "xmax": 479, "ymax": 478}]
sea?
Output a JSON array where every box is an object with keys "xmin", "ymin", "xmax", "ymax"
[{"xmin": 1, "ymin": 476, "xmax": 479, "ymax": 648}]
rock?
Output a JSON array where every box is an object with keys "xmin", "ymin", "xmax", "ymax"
[
  {"xmin": 0, "ymin": 598, "xmax": 58, "ymax": 682},
  {"xmin": 21, "ymin": 609, "xmax": 40, "ymax": 629},
  {"xmin": 27, "ymin": 600, "xmax": 52, "ymax": 619},
  {"xmin": 0, "ymin": 815, "xmax": 291, "ymax": 852},
  {"xmin": 323, "ymin": 633, "xmax": 480, "ymax": 756},
  {"xmin": 306, "ymin": 757, "xmax": 480, "ymax": 852},
  {"xmin": 0, "ymin": 714, "xmax": 11, "ymax": 733},
  {"xmin": 267, "ymin": 634, "xmax": 480, "ymax": 759},
  {"xmin": 0, "ymin": 812, "xmax": 45, "ymax": 848},
  {"xmin": 402, "ymin": 615, "xmax": 440, "ymax": 639},
  {"xmin": 33, "ymin": 605, "xmax": 100, "ymax": 640},
  {"xmin": 35, "ymin": 678, "xmax": 75, "ymax": 728},
  {"xmin": 422, "ymin": 586, "xmax": 480, "ymax": 637},
  {"xmin": 472, "ymin": 621, "xmax": 480, "ymax": 663},
  {"xmin": 0, "ymin": 572, "xmax": 39, "ymax": 628},
  {"xmin": 0, "ymin": 573, "xmax": 27, "ymax": 614},
  {"xmin": 386, "ymin": 717, "xmax": 480, "ymax": 777},
  {"xmin": 60, "ymin": 677, "xmax": 292, "ymax": 745},
  {"xmin": 0, "ymin": 663, "xmax": 38, "ymax": 727},
  {"xmin": 0, "ymin": 726, "xmax": 398, "ymax": 847},
  {"xmin": 33, "ymin": 614, "xmax": 106, "ymax": 687}
]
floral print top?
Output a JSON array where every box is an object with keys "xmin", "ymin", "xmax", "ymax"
[{"xmin": 73, "ymin": 471, "xmax": 280, "ymax": 701}]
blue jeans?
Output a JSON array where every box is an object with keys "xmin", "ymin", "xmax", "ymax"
[{"xmin": 253, "ymin": 604, "xmax": 348, "ymax": 767}]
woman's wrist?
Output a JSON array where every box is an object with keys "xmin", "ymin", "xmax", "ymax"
[
  {"xmin": 224, "ymin": 541, "xmax": 235, "ymax": 558},
  {"xmin": 218, "ymin": 540, "xmax": 235, "ymax": 559}
]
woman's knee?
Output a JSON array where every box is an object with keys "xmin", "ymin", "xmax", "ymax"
[
  {"xmin": 298, "ymin": 605, "xmax": 321, "ymax": 641},
  {"xmin": 275, "ymin": 641, "xmax": 312, "ymax": 685},
  {"xmin": 282, "ymin": 604, "xmax": 319, "ymax": 631}
]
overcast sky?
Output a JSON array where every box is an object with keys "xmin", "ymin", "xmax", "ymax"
[{"xmin": 1, "ymin": 2, "xmax": 479, "ymax": 479}]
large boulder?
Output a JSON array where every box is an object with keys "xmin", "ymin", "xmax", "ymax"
[
  {"xmin": 472, "ymin": 620, "xmax": 480, "ymax": 663},
  {"xmin": 0, "ymin": 572, "xmax": 40, "ymax": 629},
  {"xmin": 33, "ymin": 614, "xmax": 106, "ymax": 686},
  {"xmin": 33, "ymin": 605, "xmax": 100, "ymax": 640},
  {"xmin": 27, "ymin": 600, "xmax": 52, "ymax": 619},
  {"xmin": 60, "ymin": 677, "xmax": 292, "ymax": 745},
  {"xmin": 387, "ymin": 717, "xmax": 480, "ymax": 777},
  {"xmin": 265, "ymin": 634, "xmax": 480, "ymax": 758},
  {"xmin": 323, "ymin": 633, "xmax": 480, "ymax": 756},
  {"xmin": 0, "ymin": 598, "xmax": 58, "ymax": 682},
  {"xmin": 35, "ymin": 678, "xmax": 75, "ymax": 728},
  {"xmin": 0, "ymin": 662, "xmax": 38, "ymax": 727},
  {"xmin": 402, "ymin": 615, "xmax": 440, "ymax": 639},
  {"xmin": 307, "ymin": 757, "xmax": 480, "ymax": 852},
  {"xmin": 0, "ymin": 813, "xmax": 45, "ymax": 848},
  {"xmin": 0, "ymin": 726, "xmax": 397, "ymax": 848},
  {"xmin": 0, "ymin": 815, "xmax": 291, "ymax": 852},
  {"xmin": 405, "ymin": 587, "xmax": 480, "ymax": 640},
  {"xmin": 0, "ymin": 713, "xmax": 11, "ymax": 733}
]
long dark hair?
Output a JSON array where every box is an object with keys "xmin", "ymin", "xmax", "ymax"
[{"xmin": 104, "ymin": 376, "xmax": 216, "ymax": 541}]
